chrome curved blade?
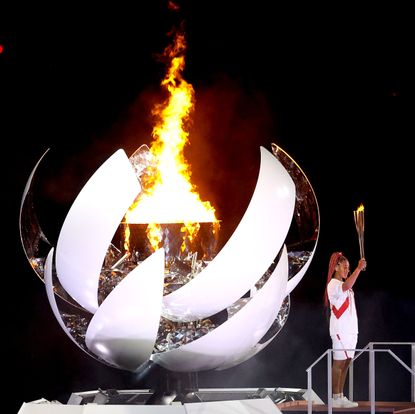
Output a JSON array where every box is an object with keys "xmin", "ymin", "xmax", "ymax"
[{"xmin": 19, "ymin": 148, "xmax": 52, "ymax": 281}]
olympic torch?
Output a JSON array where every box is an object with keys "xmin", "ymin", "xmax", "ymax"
[{"xmin": 353, "ymin": 203, "xmax": 365, "ymax": 269}]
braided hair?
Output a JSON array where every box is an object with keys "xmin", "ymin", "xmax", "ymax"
[{"xmin": 323, "ymin": 251, "xmax": 345, "ymax": 308}]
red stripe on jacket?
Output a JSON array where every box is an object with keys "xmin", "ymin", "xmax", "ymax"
[{"xmin": 331, "ymin": 296, "xmax": 349, "ymax": 319}]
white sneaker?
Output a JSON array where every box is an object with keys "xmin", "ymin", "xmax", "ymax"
[
  {"xmin": 332, "ymin": 398, "xmax": 343, "ymax": 408},
  {"xmin": 340, "ymin": 396, "xmax": 359, "ymax": 408}
]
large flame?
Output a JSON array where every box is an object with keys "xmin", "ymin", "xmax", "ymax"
[{"xmin": 124, "ymin": 30, "xmax": 218, "ymax": 250}]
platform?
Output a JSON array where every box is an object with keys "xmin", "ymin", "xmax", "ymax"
[
  {"xmin": 16, "ymin": 388, "xmax": 415, "ymax": 414},
  {"xmin": 277, "ymin": 400, "xmax": 415, "ymax": 414}
]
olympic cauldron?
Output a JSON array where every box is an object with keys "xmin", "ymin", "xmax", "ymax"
[{"xmin": 19, "ymin": 143, "xmax": 319, "ymax": 372}]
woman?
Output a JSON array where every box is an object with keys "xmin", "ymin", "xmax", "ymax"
[{"xmin": 324, "ymin": 252, "xmax": 366, "ymax": 408}]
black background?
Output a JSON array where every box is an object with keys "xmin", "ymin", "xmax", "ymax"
[{"xmin": 1, "ymin": 1, "xmax": 413, "ymax": 412}]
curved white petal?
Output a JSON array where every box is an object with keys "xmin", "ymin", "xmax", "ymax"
[
  {"xmin": 216, "ymin": 330, "xmax": 280, "ymax": 371},
  {"xmin": 55, "ymin": 149, "xmax": 141, "ymax": 313},
  {"xmin": 162, "ymin": 147, "xmax": 295, "ymax": 322},
  {"xmin": 286, "ymin": 247, "xmax": 317, "ymax": 295},
  {"xmin": 85, "ymin": 249, "xmax": 165, "ymax": 371},
  {"xmin": 152, "ymin": 246, "xmax": 289, "ymax": 371},
  {"xmin": 44, "ymin": 248, "xmax": 101, "ymax": 361}
]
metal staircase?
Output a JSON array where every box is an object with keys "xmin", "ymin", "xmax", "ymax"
[{"xmin": 305, "ymin": 342, "xmax": 415, "ymax": 414}]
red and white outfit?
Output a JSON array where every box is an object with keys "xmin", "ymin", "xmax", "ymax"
[{"xmin": 327, "ymin": 278, "xmax": 358, "ymax": 360}]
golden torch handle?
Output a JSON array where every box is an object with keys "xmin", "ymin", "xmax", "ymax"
[{"xmin": 353, "ymin": 204, "xmax": 365, "ymax": 270}]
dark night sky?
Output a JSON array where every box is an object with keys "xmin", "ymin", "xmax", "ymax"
[{"xmin": 1, "ymin": 1, "xmax": 413, "ymax": 412}]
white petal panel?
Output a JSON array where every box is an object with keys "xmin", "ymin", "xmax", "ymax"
[
  {"xmin": 152, "ymin": 246, "xmax": 289, "ymax": 371},
  {"xmin": 55, "ymin": 149, "xmax": 141, "ymax": 313},
  {"xmin": 44, "ymin": 248, "xmax": 101, "ymax": 361},
  {"xmin": 163, "ymin": 147, "xmax": 295, "ymax": 322},
  {"xmin": 85, "ymin": 249, "xmax": 165, "ymax": 371},
  {"xmin": 215, "ymin": 323, "xmax": 281, "ymax": 371}
]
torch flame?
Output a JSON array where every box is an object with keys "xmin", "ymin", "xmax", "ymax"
[
  {"xmin": 353, "ymin": 203, "xmax": 365, "ymax": 260},
  {"xmin": 124, "ymin": 29, "xmax": 218, "ymax": 251}
]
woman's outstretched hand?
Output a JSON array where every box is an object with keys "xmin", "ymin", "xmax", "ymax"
[{"xmin": 358, "ymin": 258, "xmax": 367, "ymax": 271}]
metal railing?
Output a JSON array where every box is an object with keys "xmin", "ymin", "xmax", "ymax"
[
  {"xmin": 350, "ymin": 342, "xmax": 415, "ymax": 404},
  {"xmin": 305, "ymin": 342, "xmax": 414, "ymax": 414}
]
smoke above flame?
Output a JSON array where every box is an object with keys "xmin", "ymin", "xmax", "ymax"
[{"xmin": 124, "ymin": 28, "xmax": 218, "ymax": 251}]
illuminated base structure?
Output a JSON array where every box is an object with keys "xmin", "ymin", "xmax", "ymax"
[
  {"xmin": 66, "ymin": 386, "xmax": 323, "ymax": 406},
  {"xmin": 18, "ymin": 385, "xmax": 324, "ymax": 413},
  {"xmin": 18, "ymin": 387, "xmax": 415, "ymax": 414}
]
